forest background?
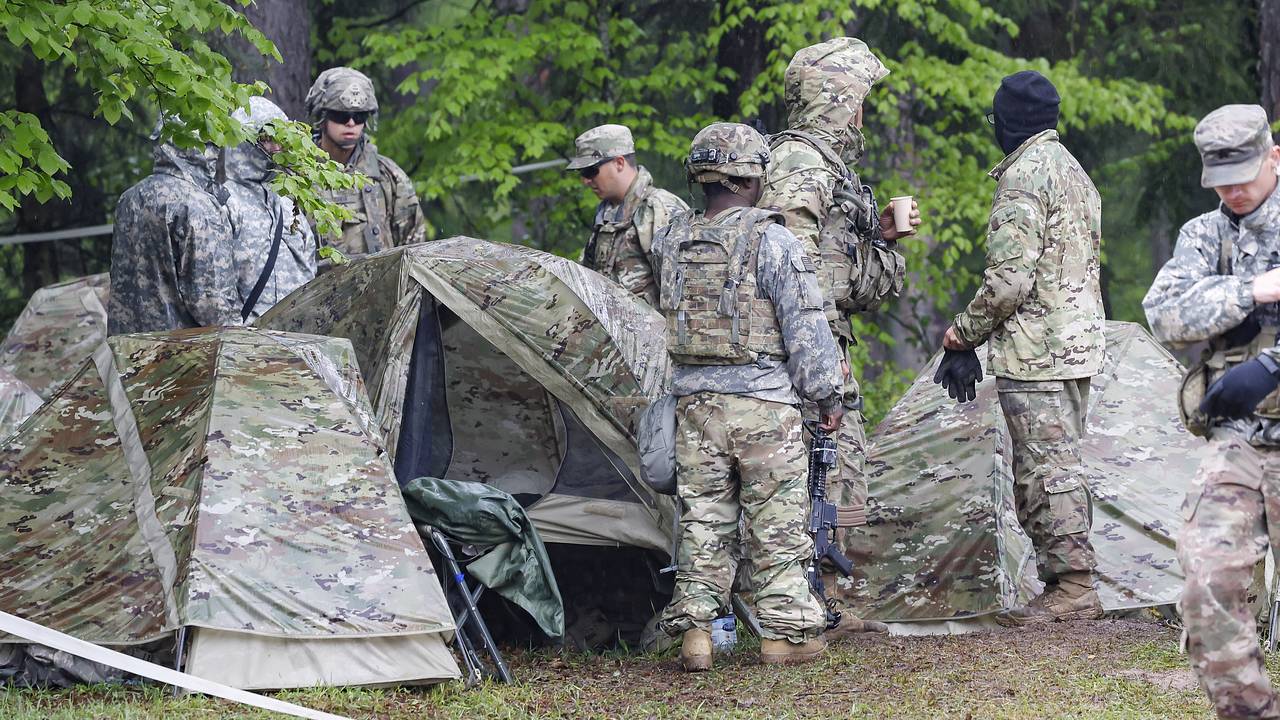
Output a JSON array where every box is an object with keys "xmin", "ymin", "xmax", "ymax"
[{"xmin": 2, "ymin": 0, "xmax": 1277, "ymax": 423}]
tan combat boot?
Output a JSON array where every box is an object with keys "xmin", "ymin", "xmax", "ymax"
[
  {"xmin": 679, "ymin": 629, "xmax": 712, "ymax": 672},
  {"xmin": 760, "ymin": 635, "xmax": 827, "ymax": 665},
  {"xmin": 996, "ymin": 573, "xmax": 1103, "ymax": 627},
  {"xmin": 824, "ymin": 613, "xmax": 890, "ymax": 642}
]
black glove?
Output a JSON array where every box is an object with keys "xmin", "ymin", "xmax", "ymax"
[
  {"xmin": 1222, "ymin": 311, "xmax": 1262, "ymax": 348},
  {"xmin": 933, "ymin": 349, "xmax": 984, "ymax": 404},
  {"xmin": 1200, "ymin": 356, "xmax": 1280, "ymax": 419}
]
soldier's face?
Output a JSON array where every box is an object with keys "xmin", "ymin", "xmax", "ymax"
[
  {"xmin": 580, "ymin": 156, "xmax": 632, "ymax": 203},
  {"xmin": 323, "ymin": 117, "xmax": 366, "ymax": 149},
  {"xmin": 1215, "ymin": 147, "xmax": 1280, "ymax": 216}
]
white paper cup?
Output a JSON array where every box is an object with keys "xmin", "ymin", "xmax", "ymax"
[{"xmin": 890, "ymin": 196, "xmax": 915, "ymax": 234}]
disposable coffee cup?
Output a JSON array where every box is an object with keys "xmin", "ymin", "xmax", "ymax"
[{"xmin": 890, "ymin": 196, "xmax": 915, "ymax": 235}]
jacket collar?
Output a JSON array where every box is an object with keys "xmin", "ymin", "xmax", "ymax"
[{"xmin": 989, "ymin": 129, "xmax": 1059, "ymax": 180}]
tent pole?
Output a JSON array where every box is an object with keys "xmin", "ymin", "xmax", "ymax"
[{"xmin": 171, "ymin": 627, "xmax": 188, "ymax": 697}]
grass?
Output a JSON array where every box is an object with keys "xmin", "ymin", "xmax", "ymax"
[{"xmin": 0, "ymin": 616, "xmax": 1256, "ymax": 719}]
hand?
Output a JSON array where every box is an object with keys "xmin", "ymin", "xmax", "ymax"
[
  {"xmin": 1253, "ymin": 267, "xmax": 1280, "ymax": 304},
  {"xmin": 942, "ymin": 325, "xmax": 971, "ymax": 351},
  {"xmin": 880, "ymin": 198, "xmax": 921, "ymax": 241},
  {"xmin": 818, "ymin": 403, "xmax": 845, "ymax": 433},
  {"xmin": 1200, "ymin": 357, "xmax": 1280, "ymax": 419},
  {"xmin": 933, "ymin": 348, "xmax": 984, "ymax": 404}
]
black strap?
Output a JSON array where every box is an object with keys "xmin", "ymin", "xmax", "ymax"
[{"xmin": 242, "ymin": 208, "xmax": 284, "ymax": 321}]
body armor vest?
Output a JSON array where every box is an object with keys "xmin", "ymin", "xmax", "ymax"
[
  {"xmin": 658, "ymin": 207, "xmax": 787, "ymax": 366},
  {"xmin": 318, "ymin": 141, "xmax": 391, "ymax": 255},
  {"xmin": 769, "ymin": 130, "xmax": 904, "ymax": 314},
  {"xmin": 584, "ymin": 172, "xmax": 656, "ymax": 280}
]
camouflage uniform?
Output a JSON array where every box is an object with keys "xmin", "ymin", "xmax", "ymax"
[
  {"xmin": 1143, "ymin": 105, "xmax": 1280, "ymax": 720},
  {"xmin": 953, "ymin": 128, "xmax": 1105, "ymax": 587},
  {"xmin": 653, "ymin": 123, "xmax": 843, "ymax": 643},
  {"xmin": 305, "ymin": 67, "xmax": 427, "ymax": 256},
  {"xmin": 759, "ymin": 37, "xmax": 904, "ymax": 553},
  {"xmin": 107, "ymin": 141, "xmax": 241, "ymax": 336},
  {"xmin": 225, "ymin": 97, "xmax": 316, "ymax": 321},
  {"xmin": 567, "ymin": 125, "xmax": 688, "ymax": 306}
]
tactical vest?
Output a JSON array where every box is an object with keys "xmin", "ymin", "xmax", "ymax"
[
  {"xmin": 1179, "ymin": 230, "xmax": 1280, "ymax": 435},
  {"xmin": 319, "ymin": 142, "xmax": 391, "ymax": 255},
  {"xmin": 584, "ymin": 172, "xmax": 657, "ymax": 280},
  {"xmin": 769, "ymin": 130, "xmax": 905, "ymax": 314},
  {"xmin": 658, "ymin": 207, "xmax": 787, "ymax": 366}
]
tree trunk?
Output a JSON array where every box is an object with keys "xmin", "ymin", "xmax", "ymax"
[
  {"xmin": 226, "ymin": 0, "xmax": 313, "ymax": 119},
  {"xmin": 1262, "ymin": 0, "xmax": 1280, "ymax": 119},
  {"xmin": 712, "ymin": 2, "xmax": 768, "ymax": 128}
]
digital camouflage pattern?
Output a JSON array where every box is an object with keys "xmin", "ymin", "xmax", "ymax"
[
  {"xmin": 306, "ymin": 67, "xmax": 425, "ymax": 255},
  {"xmin": 952, "ymin": 129, "xmax": 1105, "ymax": 381},
  {"xmin": 226, "ymin": 97, "xmax": 316, "ymax": 321},
  {"xmin": 0, "ymin": 368, "xmax": 41, "ymax": 439},
  {"xmin": 997, "ymin": 376, "xmax": 1097, "ymax": 584},
  {"xmin": 1143, "ymin": 183, "xmax": 1280, "ymax": 446},
  {"xmin": 659, "ymin": 393, "xmax": 825, "ymax": 642},
  {"xmin": 582, "ymin": 166, "xmax": 687, "ymax": 306},
  {"xmin": 0, "ymin": 328, "xmax": 456, "ymax": 656},
  {"xmin": 258, "ymin": 239, "xmax": 675, "ymax": 551},
  {"xmin": 107, "ymin": 142, "xmax": 241, "ymax": 336},
  {"xmin": 1179, "ymin": 433, "xmax": 1280, "ymax": 719},
  {"xmin": 566, "ymin": 124, "xmax": 635, "ymax": 170},
  {"xmin": 0, "ymin": 273, "xmax": 108, "ymax": 399},
  {"xmin": 1194, "ymin": 104, "xmax": 1273, "ymax": 188},
  {"xmin": 836, "ymin": 322, "xmax": 1193, "ymax": 621},
  {"xmin": 652, "ymin": 207, "xmax": 843, "ymax": 408}
]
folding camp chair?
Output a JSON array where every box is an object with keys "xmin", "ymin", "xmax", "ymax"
[{"xmin": 428, "ymin": 528, "xmax": 513, "ymax": 686}]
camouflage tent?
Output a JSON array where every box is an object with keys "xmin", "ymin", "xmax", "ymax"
[
  {"xmin": 259, "ymin": 239, "xmax": 674, "ymax": 552},
  {"xmin": 0, "ymin": 368, "xmax": 41, "ymax": 439},
  {"xmin": 0, "ymin": 327, "xmax": 460, "ymax": 689},
  {"xmin": 842, "ymin": 321, "xmax": 1194, "ymax": 624},
  {"xmin": 0, "ymin": 273, "xmax": 109, "ymax": 400}
]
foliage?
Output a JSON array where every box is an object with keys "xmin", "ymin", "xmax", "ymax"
[
  {"xmin": 0, "ymin": 0, "xmax": 356, "ymax": 234},
  {"xmin": 261, "ymin": 119, "xmax": 365, "ymax": 235}
]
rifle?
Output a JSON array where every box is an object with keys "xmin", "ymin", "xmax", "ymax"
[{"xmin": 804, "ymin": 421, "xmax": 854, "ymax": 630}]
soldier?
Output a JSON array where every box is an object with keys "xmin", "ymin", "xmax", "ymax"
[
  {"xmin": 304, "ymin": 66, "xmax": 426, "ymax": 257},
  {"xmin": 938, "ymin": 71, "xmax": 1105, "ymax": 625},
  {"xmin": 652, "ymin": 122, "xmax": 844, "ymax": 671},
  {"xmin": 758, "ymin": 37, "xmax": 915, "ymax": 627},
  {"xmin": 1143, "ymin": 104, "xmax": 1280, "ymax": 719},
  {"xmin": 225, "ymin": 97, "xmax": 316, "ymax": 322},
  {"xmin": 107, "ymin": 124, "xmax": 240, "ymax": 336},
  {"xmin": 566, "ymin": 124, "xmax": 687, "ymax": 306}
]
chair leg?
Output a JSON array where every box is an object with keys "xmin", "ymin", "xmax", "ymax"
[{"xmin": 430, "ymin": 529, "xmax": 514, "ymax": 684}]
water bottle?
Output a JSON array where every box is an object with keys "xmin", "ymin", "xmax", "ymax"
[{"xmin": 710, "ymin": 615, "xmax": 737, "ymax": 651}]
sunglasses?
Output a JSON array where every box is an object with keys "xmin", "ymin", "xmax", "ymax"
[
  {"xmin": 579, "ymin": 161, "xmax": 607, "ymax": 180},
  {"xmin": 326, "ymin": 110, "xmax": 371, "ymax": 126}
]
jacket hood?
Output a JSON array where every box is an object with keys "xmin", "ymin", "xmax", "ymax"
[
  {"xmin": 228, "ymin": 96, "xmax": 288, "ymax": 185},
  {"xmin": 784, "ymin": 37, "xmax": 888, "ymax": 152},
  {"xmin": 152, "ymin": 142, "xmax": 218, "ymax": 189}
]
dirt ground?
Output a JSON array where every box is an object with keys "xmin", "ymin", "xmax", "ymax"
[{"xmin": 0, "ymin": 615, "xmax": 1239, "ymax": 719}]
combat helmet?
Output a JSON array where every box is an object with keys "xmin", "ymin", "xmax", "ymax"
[
  {"xmin": 686, "ymin": 122, "xmax": 769, "ymax": 193},
  {"xmin": 305, "ymin": 67, "xmax": 379, "ymax": 128}
]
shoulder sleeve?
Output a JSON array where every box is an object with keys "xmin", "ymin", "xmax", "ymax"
[
  {"xmin": 377, "ymin": 154, "xmax": 427, "ymax": 246},
  {"xmin": 758, "ymin": 142, "xmax": 835, "ymax": 256},
  {"xmin": 1143, "ymin": 213, "xmax": 1255, "ymax": 347}
]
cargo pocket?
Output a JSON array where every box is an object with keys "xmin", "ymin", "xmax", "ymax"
[{"xmin": 1030, "ymin": 439, "xmax": 1090, "ymax": 536}]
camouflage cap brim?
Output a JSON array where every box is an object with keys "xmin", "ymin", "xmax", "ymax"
[
  {"xmin": 1201, "ymin": 150, "xmax": 1265, "ymax": 188},
  {"xmin": 566, "ymin": 154, "xmax": 610, "ymax": 171}
]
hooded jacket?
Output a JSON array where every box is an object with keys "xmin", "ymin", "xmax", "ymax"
[{"xmin": 107, "ymin": 142, "xmax": 241, "ymax": 335}]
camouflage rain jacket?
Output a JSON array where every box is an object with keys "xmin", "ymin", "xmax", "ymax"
[
  {"xmin": 107, "ymin": 143, "xmax": 241, "ymax": 336},
  {"xmin": 652, "ymin": 206, "xmax": 843, "ymax": 410},
  {"xmin": 583, "ymin": 166, "xmax": 687, "ymax": 306},
  {"xmin": 1143, "ymin": 185, "xmax": 1280, "ymax": 445},
  {"xmin": 759, "ymin": 37, "xmax": 902, "ymax": 334},
  {"xmin": 225, "ymin": 104, "xmax": 316, "ymax": 321},
  {"xmin": 952, "ymin": 130, "xmax": 1105, "ymax": 380},
  {"xmin": 313, "ymin": 138, "xmax": 426, "ymax": 256}
]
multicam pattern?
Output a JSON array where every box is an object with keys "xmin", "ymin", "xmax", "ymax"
[
  {"xmin": 840, "ymin": 321, "xmax": 1192, "ymax": 621},
  {"xmin": 0, "ymin": 327, "xmax": 454, "ymax": 644},
  {"xmin": 582, "ymin": 166, "xmax": 687, "ymax": 307},
  {"xmin": 658, "ymin": 393, "xmax": 825, "ymax": 642},
  {"xmin": 107, "ymin": 143, "xmax": 242, "ymax": 336},
  {"xmin": 0, "ymin": 273, "xmax": 108, "ymax": 399},
  {"xmin": 952, "ymin": 130, "xmax": 1105, "ymax": 380},
  {"xmin": 0, "ymin": 368, "xmax": 41, "ymax": 439}
]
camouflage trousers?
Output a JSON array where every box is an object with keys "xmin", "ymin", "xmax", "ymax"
[
  {"xmin": 659, "ymin": 392, "xmax": 826, "ymax": 642},
  {"xmin": 996, "ymin": 377, "xmax": 1097, "ymax": 584},
  {"xmin": 1179, "ymin": 432, "xmax": 1280, "ymax": 719}
]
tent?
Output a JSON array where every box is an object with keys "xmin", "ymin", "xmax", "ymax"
[
  {"xmin": 258, "ymin": 239, "xmax": 675, "ymax": 553},
  {"xmin": 0, "ymin": 273, "xmax": 109, "ymax": 400},
  {"xmin": 0, "ymin": 368, "xmax": 41, "ymax": 439},
  {"xmin": 0, "ymin": 327, "xmax": 460, "ymax": 689},
  {"xmin": 842, "ymin": 321, "xmax": 1197, "ymax": 624}
]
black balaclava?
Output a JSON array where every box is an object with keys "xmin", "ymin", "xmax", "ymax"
[{"xmin": 992, "ymin": 70, "xmax": 1060, "ymax": 155}]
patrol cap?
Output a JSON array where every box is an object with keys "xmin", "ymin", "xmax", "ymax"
[
  {"xmin": 566, "ymin": 124, "xmax": 635, "ymax": 170},
  {"xmin": 1194, "ymin": 104, "xmax": 1274, "ymax": 188}
]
